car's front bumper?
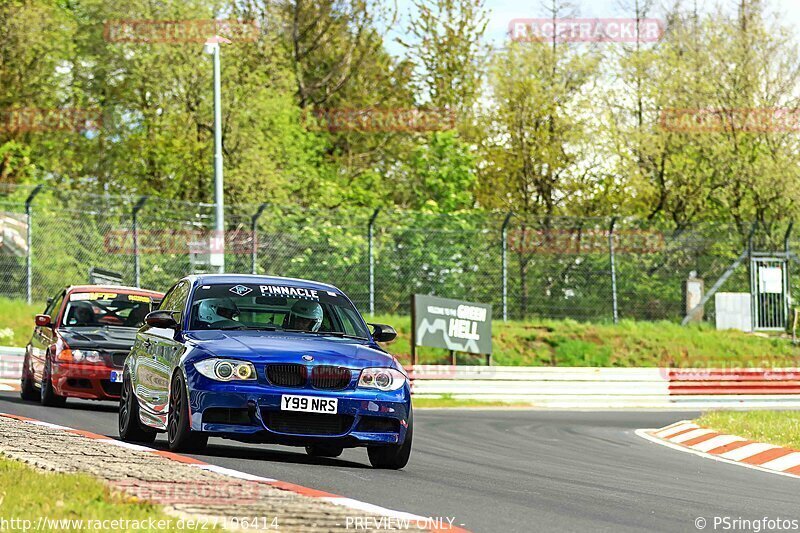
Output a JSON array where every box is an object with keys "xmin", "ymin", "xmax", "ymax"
[
  {"xmin": 51, "ymin": 362, "xmax": 122, "ymax": 400},
  {"xmin": 184, "ymin": 365, "xmax": 411, "ymax": 447}
]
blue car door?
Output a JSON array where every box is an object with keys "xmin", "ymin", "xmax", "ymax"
[{"xmin": 135, "ymin": 281, "xmax": 190, "ymax": 417}]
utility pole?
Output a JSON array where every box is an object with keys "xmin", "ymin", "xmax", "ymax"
[{"xmin": 204, "ymin": 35, "xmax": 231, "ymax": 273}]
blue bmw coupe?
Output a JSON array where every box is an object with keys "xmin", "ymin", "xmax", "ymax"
[{"xmin": 118, "ymin": 274, "xmax": 412, "ymax": 469}]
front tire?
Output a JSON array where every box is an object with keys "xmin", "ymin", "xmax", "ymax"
[
  {"xmin": 40, "ymin": 360, "xmax": 66, "ymax": 407},
  {"xmin": 167, "ymin": 371, "xmax": 207, "ymax": 452},
  {"xmin": 119, "ymin": 369, "xmax": 157, "ymax": 444},
  {"xmin": 367, "ymin": 410, "xmax": 413, "ymax": 470},
  {"xmin": 305, "ymin": 444, "xmax": 344, "ymax": 458}
]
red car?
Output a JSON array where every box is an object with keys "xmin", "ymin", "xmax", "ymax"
[{"xmin": 21, "ymin": 285, "xmax": 164, "ymax": 406}]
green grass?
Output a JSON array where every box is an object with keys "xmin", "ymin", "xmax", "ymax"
[
  {"xmin": 412, "ymin": 394, "xmax": 531, "ymax": 408},
  {"xmin": 369, "ymin": 313, "xmax": 800, "ymax": 367},
  {"xmin": 0, "ymin": 455, "xmax": 188, "ymax": 532},
  {"xmin": 696, "ymin": 411, "xmax": 800, "ymax": 450},
  {"xmin": 2, "ymin": 297, "xmax": 798, "ymax": 367},
  {"xmin": 0, "ymin": 297, "xmax": 41, "ymax": 346}
]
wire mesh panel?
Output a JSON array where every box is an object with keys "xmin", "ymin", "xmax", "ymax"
[
  {"xmin": 0, "ymin": 199, "xmax": 27, "ymax": 299},
  {"xmin": 613, "ymin": 220, "xmax": 752, "ymax": 322},
  {"xmin": 504, "ymin": 216, "xmax": 615, "ymax": 320},
  {"xmin": 0, "ymin": 183, "xmax": 797, "ymax": 325},
  {"xmin": 373, "ymin": 211, "xmax": 503, "ymax": 316},
  {"xmin": 252, "ymin": 206, "xmax": 372, "ymax": 311},
  {"xmin": 28, "ymin": 189, "xmax": 135, "ymax": 302}
]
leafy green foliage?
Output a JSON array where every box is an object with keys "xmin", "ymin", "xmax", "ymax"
[{"xmin": 696, "ymin": 411, "xmax": 800, "ymax": 450}]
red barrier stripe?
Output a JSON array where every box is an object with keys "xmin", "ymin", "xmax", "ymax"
[
  {"xmin": 152, "ymin": 450, "xmax": 207, "ymax": 465},
  {"xmin": 669, "ymin": 373, "xmax": 800, "ymax": 381},
  {"xmin": 267, "ymin": 480, "xmax": 339, "ymax": 498},
  {"xmin": 681, "ymin": 432, "xmax": 721, "ymax": 447},
  {"xmin": 659, "ymin": 426, "xmax": 701, "ymax": 439},
  {"xmin": 740, "ymin": 448, "xmax": 795, "ymax": 466},
  {"xmin": 670, "ymin": 380, "xmax": 800, "ymax": 385},
  {"xmin": 68, "ymin": 429, "xmax": 108, "ymax": 440},
  {"xmin": 705, "ymin": 440, "xmax": 753, "ymax": 455},
  {"xmin": 669, "ymin": 387, "xmax": 800, "ymax": 395}
]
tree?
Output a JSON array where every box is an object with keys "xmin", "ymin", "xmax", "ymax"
[
  {"xmin": 397, "ymin": 0, "xmax": 488, "ymax": 118},
  {"xmin": 475, "ymin": 0, "xmax": 602, "ymax": 315}
]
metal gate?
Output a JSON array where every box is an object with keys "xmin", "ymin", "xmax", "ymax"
[{"xmin": 750, "ymin": 253, "xmax": 791, "ymax": 330}]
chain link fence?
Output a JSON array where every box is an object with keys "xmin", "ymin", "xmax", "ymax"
[{"xmin": 0, "ymin": 184, "xmax": 794, "ymax": 324}]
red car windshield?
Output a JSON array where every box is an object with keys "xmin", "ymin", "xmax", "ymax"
[{"xmin": 62, "ymin": 292, "xmax": 157, "ymax": 328}]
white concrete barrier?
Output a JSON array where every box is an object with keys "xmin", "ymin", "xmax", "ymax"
[
  {"xmin": 0, "ymin": 346, "xmax": 24, "ymax": 379},
  {"xmin": 409, "ymin": 365, "xmax": 800, "ymax": 409},
  {"xmin": 2, "ymin": 349, "xmax": 798, "ymax": 409}
]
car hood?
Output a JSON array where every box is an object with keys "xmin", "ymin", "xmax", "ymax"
[
  {"xmin": 184, "ymin": 330, "xmax": 395, "ymax": 369},
  {"xmin": 58, "ymin": 326, "xmax": 139, "ymax": 351}
]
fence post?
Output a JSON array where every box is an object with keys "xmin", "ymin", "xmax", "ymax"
[
  {"xmin": 25, "ymin": 185, "xmax": 43, "ymax": 304},
  {"xmin": 609, "ymin": 217, "xmax": 619, "ymax": 324},
  {"xmin": 784, "ymin": 221, "xmax": 793, "ymax": 327},
  {"xmin": 501, "ymin": 212, "xmax": 513, "ymax": 321},
  {"xmin": 132, "ymin": 196, "xmax": 148, "ymax": 287},
  {"xmin": 368, "ymin": 208, "xmax": 380, "ymax": 316},
  {"xmin": 250, "ymin": 203, "xmax": 268, "ymax": 274}
]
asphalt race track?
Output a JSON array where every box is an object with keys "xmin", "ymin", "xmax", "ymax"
[{"xmin": 1, "ymin": 392, "xmax": 797, "ymax": 532}]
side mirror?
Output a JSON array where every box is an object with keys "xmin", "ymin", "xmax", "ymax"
[
  {"xmin": 35, "ymin": 314, "xmax": 52, "ymax": 327},
  {"xmin": 369, "ymin": 323, "xmax": 397, "ymax": 343},
  {"xmin": 145, "ymin": 310, "xmax": 178, "ymax": 329}
]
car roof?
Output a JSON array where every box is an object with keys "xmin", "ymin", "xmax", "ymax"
[
  {"xmin": 188, "ymin": 274, "xmax": 342, "ymax": 293},
  {"xmin": 67, "ymin": 285, "xmax": 165, "ymax": 297}
]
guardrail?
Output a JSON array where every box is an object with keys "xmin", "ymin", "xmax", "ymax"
[
  {"xmin": 668, "ymin": 369, "xmax": 800, "ymax": 395},
  {"xmin": 408, "ymin": 365, "xmax": 800, "ymax": 408},
  {"xmin": 2, "ymin": 348, "xmax": 798, "ymax": 408},
  {"xmin": 0, "ymin": 346, "xmax": 24, "ymax": 379}
]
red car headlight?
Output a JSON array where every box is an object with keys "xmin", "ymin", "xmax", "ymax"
[{"xmin": 57, "ymin": 346, "xmax": 103, "ymax": 363}]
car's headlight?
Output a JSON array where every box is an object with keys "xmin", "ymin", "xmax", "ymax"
[
  {"xmin": 194, "ymin": 359, "xmax": 257, "ymax": 382},
  {"xmin": 70, "ymin": 349, "xmax": 102, "ymax": 363},
  {"xmin": 357, "ymin": 368, "xmax": 407, "ymax": 391}
]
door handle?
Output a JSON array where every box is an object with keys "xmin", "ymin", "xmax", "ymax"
[{"xmin": 143, "ymin": 339, "xmax": 151, "ymax": 348}]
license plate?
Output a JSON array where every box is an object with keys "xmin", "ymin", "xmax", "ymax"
[
  {"xmin": 109, "ymin": 371, "xmax": 123, "ymax": 383},
  {"xmin": 281, "ymin": 394, "xmax": 337, "ymax": 414}
]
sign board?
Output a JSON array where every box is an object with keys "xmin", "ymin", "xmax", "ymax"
[
  {"xmin": 88, "ymin": 267, "xmax": 123, "ymax": 286},
  {"xmin": 759, "ymin": 266, "xmax": 783, "ymax": 294},
  {"xmin": 412, "ymin": 294, "xmax": 492, "ymax": 356}
]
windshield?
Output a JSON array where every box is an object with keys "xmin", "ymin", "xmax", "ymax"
[
  {"xmin": 62, "ymin": 292, "xmax": 158, "ymax": 328},
  {"xmin": 188, "ymin": 283, "xmax": 370, "ymax": 339}
]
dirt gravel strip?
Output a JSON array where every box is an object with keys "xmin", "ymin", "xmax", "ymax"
[
  {"xmin": 0, "ymin": 413, "xmax": 467, "ymax": 532},
  {"xmin": 636, "ymin": 420, "xmax": 800, "ymax": 480}
]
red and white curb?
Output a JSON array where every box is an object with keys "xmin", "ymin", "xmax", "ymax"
[
  {"xmin": 0, "ymin": 412, "xmax": 468, "ymax": 532},
  {"xmin": 637, "ymin": 420, "xmax": 800, "ymax": 480}
]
